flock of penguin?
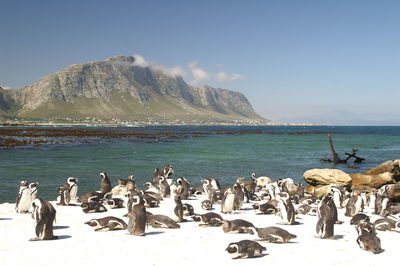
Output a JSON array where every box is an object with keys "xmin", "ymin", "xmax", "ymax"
[{"xmin": 15, "ymin": 164, "xmax": 400, "ymax": 259}]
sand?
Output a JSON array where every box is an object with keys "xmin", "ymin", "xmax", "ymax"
[{"xmin": 1, "ymin": 193, "xmax": 399, "ymax": 266}]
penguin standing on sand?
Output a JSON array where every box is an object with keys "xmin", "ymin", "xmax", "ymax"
[
  {"xmin": 233, "ymin": 180, "xmax": 245, "ymax": 211},
  {"xmin": 176, "ymin": 177, "xmax": 190, "ymax": 200},
  {"xmin": 221, "ymin": 188, "xmax": 235, "ymax": 214},
  {"xmin": 127, "ymin": 191, "xmax": 147, "ymax": 236},
  {"xmin": 30, "ymin": 198, "xmax": 57, "ymax": 241},
  {"xmin": 56, "ymin": 185, "xmax": 70, "ymax": 206},
  {"xmin": 316, "ymin": 193, "xmax": 336, "ymax": 239},
  {"xmin": 277, "ymin": 192, "xmax": 296, "ymax": 225},
  {"xmin": 15, "ymin": 181, "xmax": 32, "ymax": 213},
  {"xmin": 375, "ymin": 185, "xmax": 390, "ymax": 216},
  {"xmin": 159, "ymin": 176, "xmax": 171, "ymax": 198},
  {"xmin": 66, "ymin": 177, "xmax": 78, "ymax": 201},
  {"xmin": 345, "ymin": 190, "xmax": 364, "ymax": 217},
  {"xmin": 100, "ymin": 172, "xmax": 112, "ymax": 194},
  {"xmin": 331, "ymin": 186, "xmax": 344, "ymax": 209},
  {"xmin": 174, "ymin": 195, "xmax": 186, "ymax": 222}
]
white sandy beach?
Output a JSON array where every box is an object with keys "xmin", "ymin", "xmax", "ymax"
[{"xmin": 1, "ymin": 193, "xmax": 399, "ymax": 266}]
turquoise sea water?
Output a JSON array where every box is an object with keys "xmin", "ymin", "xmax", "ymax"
[{"xmin": 1, "ymin": 126, "xmax": 399, "ymax": 203}]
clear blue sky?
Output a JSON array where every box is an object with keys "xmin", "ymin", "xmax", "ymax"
[{"xmin": 1, "ymin": 0, "xmax": 399, "ymax": 125}]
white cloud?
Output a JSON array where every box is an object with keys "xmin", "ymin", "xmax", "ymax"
[
  {"xmin": 130, "ymin": 54, "xmax": 244, "ymax": 85},
  {"xmin": 215, "ymin": 72, "xmax": 244, "ymax": 81}
]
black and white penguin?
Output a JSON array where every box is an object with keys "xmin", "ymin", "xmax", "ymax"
[
  {"xmin": 192, "ymin": 212, "xmax": 224, "ymax": 227},
  {"xmin": 225, "ymin": 240, "xmax": 266, "ymax": 259},
  {"xmin": 373, "ymin": 218, "xmax": 400, "ymax": 232},
  {"xmin": 159, "ymin": 176, "xmax": 171, "ymax": 198},
  {"xmin": 277, "ymin": 192, "xmax": 296, "ymax": 225},
  {"xmin": 331, "ymin": 186, "xmax": 344, "ymax": 209},
  {"xmin": 15, "ymin": 181, "xmax": 31, "ymax": 213},
  {"xmin": 233, "ymin": 180, "xmax": 245, "ymax": 211},
  {"xmin": 174, "ymin": 195, "xmax": 186, "ymax": 222},
  {"xmin": 56, "ymin": 186, "xmax": 70, "ymax": 206},
  {"xmin": 221, "ymin": 188, "xmax": 236, "ymax": 214},
  {"xmin": 176, "ymin": 177, "xmax": 190, "ymax": 200},
  {"xmin": 85, "ymin": 216, "xmax": 127, "ymax": 231},
  {"xmin": 100, "ymin": 172, "xmax": 112, "ymax": 194},
  {"xmin": 222, "ymin": 219, "xmax": 255, "ymax": 234},
  {"xmin": 105, "ymin": 198, "xmax": 125, "ymax": 209},
  {"xmin": 296, "ymin": 204, "xmax": 317, "ymax": 216},
  {"xmin": 252, "ymin": 203, "xmax": 277, "ymax": 215},
  {"xmin": 147, "ymin": 213, "xmax": 180, "ymax": 229},
  {"xmin": 375, "ymin": 185, "xmax": 390, "ymax": 216},
  {"xmin": 201, "ymin": 200, "xmax": 213, "ymax": 210},
  {"xmin": 127, "ymin": 191, "xmax": 147, "ymax": 236},
  {"xmin": 29, "ymin": 182, "xmax": 38, "ymax": 202},
  {"xmin": 255, "ymin": 226, "xmax": 297, "ymax": 243},
  {"xmin": 202, "ymin": 177, "xmax": 221, "ymax": 201},
  {"xmin": 65, "ymin": 177, "xmax": 78, "ymax": 202},
  {"xmin": 78, "ymin": 191, "xmax": 108, "ymax": 203},
  {"xmin": 356, "ymin": 220, "xmax": 381, "ymax": 254},
  {"xmin": 30, "ymin": 198, "xmax": 57, "ymax": 241},
  {"xmin": 345, "ymin": 190, "xmax": 364, "ymax": 217},
  {"xmin": 80, "ymin": 201, "xmax": 107, "ymax": 213},
  {"xmin": 182, "ymin": 203, "xmax": 194, "ymax": 216},
  {"xmin": 141, "ymin": 192, "xmax": 160, "ymax": 208},
  {"xmin": 316, "ymin": 193, "xmax": 336, "ymax": 239},
  {"xmin": 350, "ymin": 213, "xmax": 370, "ymax": 226}
]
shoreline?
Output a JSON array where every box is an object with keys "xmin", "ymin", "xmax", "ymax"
[{"xmin": 1, "ymin": 194, "xmax": 399, "ymax": 266}]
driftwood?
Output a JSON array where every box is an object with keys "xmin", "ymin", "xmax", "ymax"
[{"xmin": 320, "ymin": 134, "xmax": 365, "ymax": 164}]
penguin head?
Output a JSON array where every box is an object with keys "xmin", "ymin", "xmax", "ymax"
[
  {"xmin": 128, "ymin": 175, "xmax": 135, "ymax": 181},
  {"xmin": 19, "ymin": 180, "xmax": 28, "ymax": 187},
  {"xmin": 225, "ymin": 243, "xmax": 239, "ymax": 254},
  {"xmin": 29, "ymin": 182, "xmax": 38, "ymax": 190},
  {"xmin": 100, "ymin": 172, "xmax": 108, "ymax": 180},
  {"xmin": 252, "ymin": 203, "xmax": 260, "ymax": 210},
  {"xmin": 192, "ymin": 215, "xmax": 202, "ymax": 222},
  {"xmin": 67, "ymin": 177, "xmax": 78, "ymax": 184}
]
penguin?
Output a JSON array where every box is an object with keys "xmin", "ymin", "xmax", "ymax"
[
  {"xmin": 373, "ymin": 218, "xmax": 400, "ymax": 232},
  {"xmin": 80, "ymin": 201, "xmax": 107, "ymax": 213},
  {"xmin": 368, "ymin": 191, "xmax": 377, "ymax": 209},
  {"xmin": 296, "ymin": 204, "xmax": 317, "ymax": 216},
  {"xmin": 192, "ymin": 212, "xmax": 224, "ymax": 227},
  {"xmin": 174, "ymin": 195, "xmax": 186, "ymax": 222},
  {"xmin": 233, "ymin": 181, "xmax": 245, "ymax": 211},
  {"xmin": 182, "ymin": 203, "xmax": 194, "ymax": 216},
  {"xmin": 356, "ymin": 220, "xmax": 381, "ymax": 254},
  {"xmin": 201, "ymin": 200, "xmax": 213, "ymax": 210},
  {"xmin": 127, "ymin": 190, "xmax": 147, "ymax": 236},
  {"xmin": 147, "ymin": 213, "xmax": 180, "ymax": 229},
  {"xmin": 221, "ymin": 188, "xmax": 236, "ymax": 214},
  {"xmin": 159, "ymin": 176, "xmax": 171, "ymax": 198},
  {"xmin": 141, "ymin": 192, "xmax": 160, "ymax": 208},
  {"xmin": 375, "ymin": 185, "xmax": 390, "ymax": 216},
  {"xmin": 15, "ymin": 181, "xmax": 31, "ymax": 213},
  {"xmin": 345, "ymin": 190, "xmax": 364, "ymax": 217},
  {"xmin": 56, "ymin": 186, "xmax": 70, "ymax": 206},
  {"xmin": 316, "ymin": 193, "xmax": 336, "ymax": 239},
  {"xmin": 176, "ymin": 177, "xmax": 190, "ymax": 200},
  {"xmin": 65, "ymin": 177, "xmax": 78, "ymax": 201},
  {"xmin": 78, "ymin": 191, "xmax": 108, "ymax": 203},
  {"xmin": 162, "ymin": 164, "xmax": 174, "ymax": 179},
  {"xmin": 255, "ymin": 226, "xmax": 297, "ymax": 243},
  {"xmin": 29, "ymin": 182, "xmax": 38, "ymax": 202},
  {"xmin": 277, "ymin": 192, "xmax": 296, "ymax": 225},
  {"xmin": 105, "ymin": 198, "xmax": 125, "ymax": 209},
  {"xmin": 225, "ymin": 240, "xmax": 266, "ymax": 259},
  {"xmin": 331, "ymin": 186, "xmax": 344, "ymax": 209},
  {"xmin": 350, "ymin": 213, "xmax": 370, "ymax": 226},
  {"xmin": 30, "ymin": 198, "xmax": 57, "ymax": 241},
  {"xmin": 100, "ymin": 172, "xmax": 112, "ymax": 194},
  {"xmin": 222, "ymin": 219, "xmax": 255, "ymax": 234},
  {"xmin": 252, "ymin": 203, "xmax": 277, "ymax": 215},
  {"xmin": 85, "ymin": 216, "xmax": 127, "ymax": 231},
  {"xmin": 202, "ymin": 178, "xmax": 221, "ymax": 200}
]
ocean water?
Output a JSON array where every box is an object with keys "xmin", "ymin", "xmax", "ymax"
[{"xmin": 1, "ymin": 125, "xmax": 399, "ymax": 203}]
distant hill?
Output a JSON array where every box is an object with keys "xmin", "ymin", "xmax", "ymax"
[{"xmin": 0, "ymin": 56, "xmax": 267, "ymax": 123}]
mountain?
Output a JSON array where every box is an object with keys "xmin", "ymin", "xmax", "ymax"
[{"xmin": 1, "ymin": 56, "xmax": 267, "ymax": 123}]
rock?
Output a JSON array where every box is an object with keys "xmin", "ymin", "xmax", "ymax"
[
  {"xmin": 365, "ymin": 160, "xmax": 395, "ymax": 175},
  {"xmin": 350, "ymin": 172, "xmax": 394, "ymax": 189},
  {"xmin": 303, "ymin": 169, "xmax": 352, "ymax": 186},
  {"xmin": 305, "ymin": 184, "xmax": 335, "ymax": 198}
]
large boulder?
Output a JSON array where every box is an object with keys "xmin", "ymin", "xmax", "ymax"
[
  {"xmin": 305, "ymin": 184, "xmax": 334, "ymax": 198},
  {"xmin": 350, "ymin": 172, "xmax": 394, "ymax": 189},
  {"xmin": 365, "ymin": 160, "xmax": 396, "ymax": 175},
  {"xmin": 303, "ymin": 169, "xmax": 352, "ymax": 186}
]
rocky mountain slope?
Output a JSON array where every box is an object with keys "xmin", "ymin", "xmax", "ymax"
[{"xmin": 1, "ymin": 56, "xmax": 267, "ymax": 123}]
